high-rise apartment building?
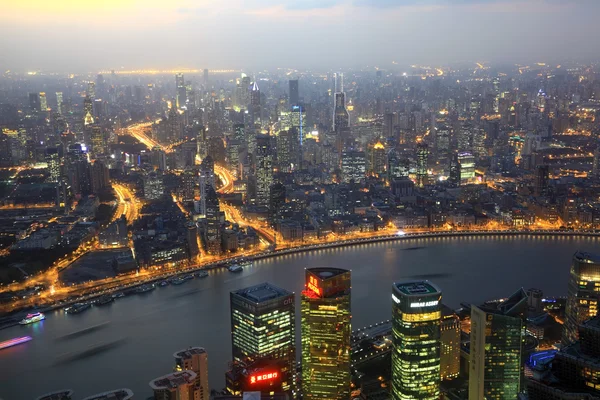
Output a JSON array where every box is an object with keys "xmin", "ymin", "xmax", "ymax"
[
  {"xmin": 563, "ymin": 252, "xmax": 600, "ymax": 345},
  {"xmin": 440, "ymin": 305, "xmax": 460, "ymax": 381},
  {"xmin": 174, "ymin": 347, "xmax": 209, "ymax": 400},
  {"xmin": 228, "ymin": 283, "xmax": 296, "ymax": 396},
  {"xmin": 39, "ymin": 92, "xmax": 47, "ymax": 112},
  {"xmin": 469, "ymin": 288, "xmax": 528, "ymax": 400},
  {"xmin": 301, "ymin": 268, "xmax": 351, "ymax": 400},
  {"xmin": 391, "ymin": 280, "xmax": 442, "ymax": 400}
]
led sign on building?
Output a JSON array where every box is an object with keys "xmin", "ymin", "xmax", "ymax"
[{"xmin": 249, "ymin": 371, "xmax": 278, "ymax": 384}]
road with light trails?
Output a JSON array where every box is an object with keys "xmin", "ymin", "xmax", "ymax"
[
  {"xmin": 214, "ymin": 165, "xmax": 234, "ymax": 194},
  {"xmin": 124, "ymin": 120, "xmax": 164, "ymax": 151},
  {"xmin": 112, "ymin": 182, "xmax": 140, "ymax": 224}
]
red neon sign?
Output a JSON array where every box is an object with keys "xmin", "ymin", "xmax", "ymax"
[
  {"xmin": 307, "ymin": 276, "xmax": 321, "ymax": 296},
  {"xmin": 249, "ymin": 371, "xmax": 278, "ymax": 384}
]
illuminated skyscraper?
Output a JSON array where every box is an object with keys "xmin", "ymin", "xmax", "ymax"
[
  {"xmin": 45, "ymin": 147, "xmax": 61, "ymax": 182},
  {"xmin": 251, "ymin": 80, "xmax": 262, "ymax": 130},
  {"xmin": 39, "ymin": 92, "xmax": 47, "ymax": 112},
  {"xmin": 416, "ymin": 142, "xmax": 429, "ymax": 188},
  {"xmin": 563, "ymin": 252, "xmax": 600, "ymax": 345},
  {"xmin": 367, "ymin": 140, "xmax": 387, "ymax": 177},
  {"xmin": 255, "ymin": 135, "xmax": 273, "ymax": 208},
  {"xmin": 458, "ymin": 152, "xmax": 475, "ymax": 183},
  {"xmin": 301, "ymin": 268, "xmax": 351, "ymax": 400},
  {"xmin": 228, "ymin": 283, "xmax": 296, "ymax": 396},
  {"xmin": 174, "ymin": 347, "xmax": 209, "ymax": 400},
  {"xmin": 391, "ymin": 281, "xmax": 442, "ymax": 400},
  {"xmin": 289, "ymin": 79, "xmax": 299, "ymax": 107},
  {"xmin": 469, "ymin": 288, "xmax": 528, "ymax": 400},
  {"xmin": 55, "ymin": 92, "xmax": 63, "ymax": 115},
  {"xmin": 176, "ymin": 73, "xmax": 186, "ymax": 108},
  {"xmin": 388, "ymin": 148, "xmax": 410, "ymax": 180},
  {"xmin": 440, "ymin": 306, "xmax": 460, "ymax": 381}
]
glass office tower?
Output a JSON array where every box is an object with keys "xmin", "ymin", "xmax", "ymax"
[
  {"xmin": 563, "ymin": 251, "xmax": 600, "ymax": 346},
  {"xmin": 391, "ymin": 280, "xmax": 442, "ymax": 400},
  {"xmin": 229, "ymin": 282, "xmax": 296, "ymax": 395},
  {"xmin": 301, "ymin": 268, "xmax": 351, "ymax": 400},
  {"xmin": 469, "ymin": 288, "xmax": 528, "ymax": 400}
]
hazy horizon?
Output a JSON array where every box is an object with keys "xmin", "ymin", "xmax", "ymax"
[{"xmin": 2, "ymin": 0, "xmax": 600, "ymax": 72}]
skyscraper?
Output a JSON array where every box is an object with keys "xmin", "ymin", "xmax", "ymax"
[
  {"xmin": 203, "ymin": 185, "xmax": 221, "ymax": 255},
  {"xmin": 440, "ymin": 306, "xmax": 461, "ymax": 381},
  {"xmin": 199, "ymin": 155, "xmax": 215, "ymax": 216},
  {"xmin": 250, "ymin": 81, "xmax": 262, "ymax": 130},
  {"xmin": 563, "ymin": 252, "xmax": 600, "ymax": 345},
  {"xmin": 255, "ymin": 135, "xmax": 273, "ymax": 208},
  {"xmin": 391, "ymin": 280, "xmax": 442, "ymax": 400},
  {"xmin": 39, "ymin": 92, "xmax": 47, "ymax": 112},
  {"xmin": 29, "ymin": 92, "xmax": 41, "ymax": 112},
  {"xmin": 45, "ymin": 147, "xmax": 61, "ymax": 182},
  {"xmin": 301, "ymin": 268, "xmax": 351, "ymax": 400},
  {"xmin": 269, "ymin": 182, "xmax": 286, "ymax": 226},
  {"xmin": 176, "ymin": 73, "xmax": 186, "ymax": 108},
  {"xmin": 173, "ymin": 347, "xmax": 209, "ymax": 400},
  {"xmin": 228, "ymin": 283, "xmax": 296, "ymax": 396},
  {"xmin": 458, "ymin": 152, "xmax": 475, "ymax": 183},
  {"xmin": 55, "ymin": 92, "xmax": 63, "ymax": 115},
  {"xmin": 333, "ymin": 92, "xmax": 349, "ymax": 133},
  {"xmin": 416, "ymin": 142, "xmax": 429, "ymax": 188},
  {"xmin": 469, "ymin": 288, "xmax": 528, "ymax": 400},
  {"xmin": 289, "ymin": 79, "xmax": 299, "ymax": 107},
  {"xmin": 203, "ymin": 69, "xmax": 209, "ymax": 86}
]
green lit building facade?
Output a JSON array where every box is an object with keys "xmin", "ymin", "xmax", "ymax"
[
  {"xmin": 391, "ymin": 280, "xmax": 442, "ymax": 400},
  {"xmin": 301, "ymin": 268, "xmax": 351, "ymax": 400},
  {"xmin": 469, "ymin": 288, "xmax": 527, "ymax": 400}
]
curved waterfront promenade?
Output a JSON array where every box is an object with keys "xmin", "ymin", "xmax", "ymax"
[
  {"xmin": 42, "ymin": 229, "xmax": 600, "ymax": 306},
  {"xmin": 3, "ymin": 228, "xmax": 597, "ymax": 326}
]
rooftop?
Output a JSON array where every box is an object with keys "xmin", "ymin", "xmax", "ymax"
[
  {"xmin": 574, "ymin": 251, "xmax": 600, "ymax": 264},
  {"xmin": 35, "ymin": 390, "xmax": 74, "ymax": 400},
  {"xmin": 307, "ymin": 267, "xmax": 349, "ymax": 281},
  {"xmin": 150, "ymin": 371, "xmax": 197, "ymax": 390},
  {"xmin": 394, "ymin": 280, "xmax": 441, "ymax": 297},
  {"xmin": 232, "ymin": 282, "xmax": 292, "ymax": 303},
  {"xmin": 174, "ymin": 346, "xmax": 207, "ymax": 359},
  {"xmin": 81, "ymin": 389, "xmax": 133, "ymax": 400}
]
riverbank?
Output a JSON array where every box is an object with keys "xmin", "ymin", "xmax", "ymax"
[{"xmin": 1, "ymin": 229, "xmax": 597, "ymax": 329}]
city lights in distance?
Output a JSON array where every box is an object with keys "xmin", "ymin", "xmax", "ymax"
[{"xmin": 396, "ymin": 230, "xmax": 406, "ymax": 236}]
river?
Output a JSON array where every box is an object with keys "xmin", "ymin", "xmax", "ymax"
[{"xmin": 0, "ymin": 235, "xmax": 597, "ymax": 400}]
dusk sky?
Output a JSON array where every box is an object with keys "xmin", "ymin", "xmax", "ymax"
[{"xmin": 2, "ymin": 0, "xmax": 599, "ymax": 72}]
